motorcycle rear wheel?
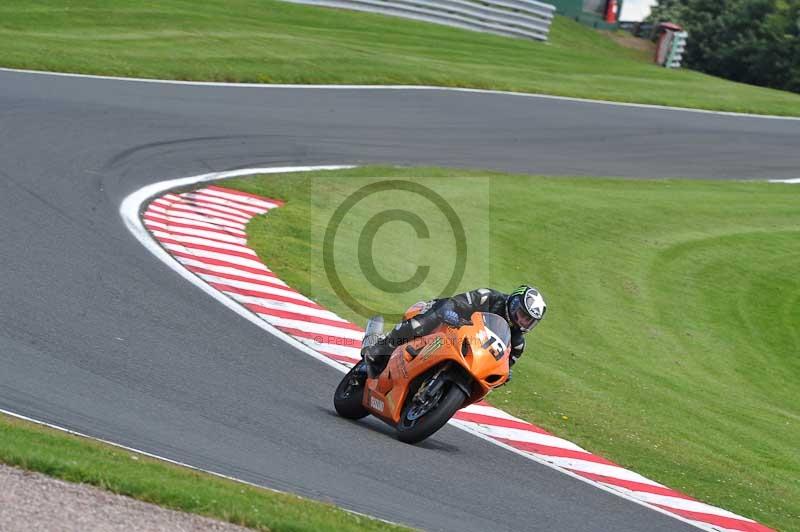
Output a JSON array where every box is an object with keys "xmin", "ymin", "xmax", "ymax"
[
  {"xmin": 396, "ymin": 381, "xmax": 467, "ymax": 444},
  {"xmin": 334, "ymin": 363, "xmax": 369, "ymax": 420}
]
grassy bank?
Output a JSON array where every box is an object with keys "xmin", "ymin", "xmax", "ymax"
[
  {"xmin": 0, "ymin": 414, "xmax": 408, "ymax": 532},
  {"xmin": 222, "ymin": 167, "xmax": 800, "ymax": 531},
  {"xmin": 2, "ymin": 0, "xmax": 800, "ymax": 115}
]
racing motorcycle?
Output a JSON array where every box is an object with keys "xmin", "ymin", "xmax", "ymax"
[{"xmin": 333, "ymin": 304, "xmax": 511, "ymax": 444}]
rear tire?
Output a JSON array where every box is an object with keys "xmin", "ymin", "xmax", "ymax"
[
  {"xmin": 334, "ymin": 363, "xmax": 369, "ymax": 420},
  {"xmin": 396, "ymin": 384, "xmax": 467, "ymax": 444}
]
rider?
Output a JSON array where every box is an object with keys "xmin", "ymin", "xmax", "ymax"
[{"xmin": 362, "ymin": 285, "xmax": 547, "ymax": 377}]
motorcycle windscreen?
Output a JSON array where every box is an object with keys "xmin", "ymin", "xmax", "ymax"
[
  {"xmin": 478, "ymin": 312, "xmax": 511, "ymax": 360},
  {"xmin": 362, "ymin": 316, "xmax": 384, "ymax": 348}
]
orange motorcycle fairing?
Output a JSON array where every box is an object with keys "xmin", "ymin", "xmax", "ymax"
[{"xmin": 362, "ymin": 311, "xmax": 511, "ymax": 424}]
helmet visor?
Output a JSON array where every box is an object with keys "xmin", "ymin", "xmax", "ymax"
[
  {"xmin": 510, "ymin": 297, "xmax": 538, "ymax": 331},
  {"xmin": 512, "ymin": 306, "xmax": 537, "ymax": 331}
]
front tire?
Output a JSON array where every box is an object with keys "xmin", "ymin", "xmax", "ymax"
[
  {"xmin": 396, "ymin": 383, "xmax": 467, "ymax": 444},
  {"xmin": 334, "ymin": 363, "xmax": 369, "ymax": 419}
]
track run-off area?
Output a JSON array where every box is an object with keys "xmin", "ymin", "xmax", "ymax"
[
  {"xmin": 1, "ymin": 68, "xmax": 798, "ymax": 531},
  {"xmin": 132, "ymin": 171, "xmax": 776, "ymax": 531}
]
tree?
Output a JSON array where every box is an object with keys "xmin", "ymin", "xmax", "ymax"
[{"xmin": 646, "ymin": 0, "xmax": 800, "ymax": 93}]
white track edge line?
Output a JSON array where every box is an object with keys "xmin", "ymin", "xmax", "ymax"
[
  {"xmin": 2, "ymin": 66, "xmax": 799, "ymax": 122},
  {"xmin": 768, "ymin": 178, "xmax": 800, "ymax": 183},
  {"xmin": 0, "ymin": 407, "xmax": 399, "ymax": 528},
  {"xmin": 117, "ymin": 165, "xmax": 734, "ymax": 531}
]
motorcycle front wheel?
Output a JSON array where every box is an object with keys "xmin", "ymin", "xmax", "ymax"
[
  {"xmin": 333, "ymin": 362, "xmax": 369, "ymax": 419},
  {"xmin": 396, "ymin": 378, "xmax": 467, "ymax": 444}
]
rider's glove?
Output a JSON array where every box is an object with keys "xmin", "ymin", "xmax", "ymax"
[{"xmin": 442, "ymin": 309, "xmax": 461, "ymax": 327}]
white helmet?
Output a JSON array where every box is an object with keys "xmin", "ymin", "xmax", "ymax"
[{"xmin": 506, "ymin": 285, "xmax": 547, "ymax": 332}]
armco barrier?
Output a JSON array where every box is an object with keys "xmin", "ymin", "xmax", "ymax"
[{"xmin": 282, "ymin": 0, "xmax": 557, "ymax": 41}]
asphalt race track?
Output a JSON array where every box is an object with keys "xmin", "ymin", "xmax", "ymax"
[{"xmin": 1, "ymin": 68, "xmax": 798, "ymax": 531}]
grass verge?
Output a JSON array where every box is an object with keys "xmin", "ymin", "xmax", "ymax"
[
  {"xmin": 1, "ymin": 0, "xmax": 800, "ymax": 115},
  {"xmin": 222, "ymin": 166, "xmax": 800, "ymax": 531},
  {"xmin": 0, "ymin": 413, "xmax": 409, "ymax": 532}
]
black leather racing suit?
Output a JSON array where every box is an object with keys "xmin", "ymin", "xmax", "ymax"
[{"xmin": 372, "ymin": 288, "xmax": 526, "ymax": 370}]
